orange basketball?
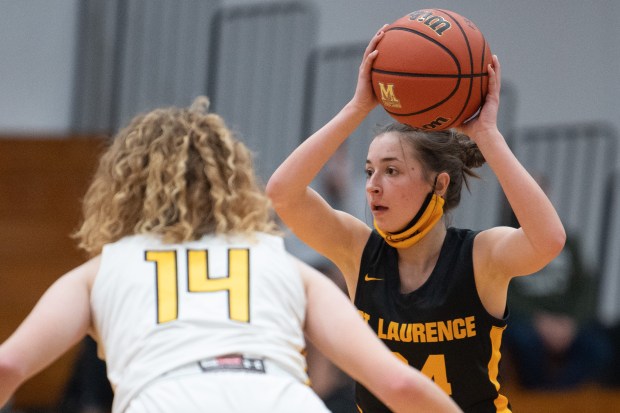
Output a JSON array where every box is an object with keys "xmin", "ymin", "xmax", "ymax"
[{"xmin": 371, "ymin": 9, "xmax": 492, "ymax": 130}]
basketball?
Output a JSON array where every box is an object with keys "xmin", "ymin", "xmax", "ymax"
[{"xmin": 371, "ymin": 9, "xmax": 492, "ymax": 130}]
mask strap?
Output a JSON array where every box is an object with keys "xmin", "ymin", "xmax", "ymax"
[{"xmin": 374, "ymin": 175, "xmax": 445, "ymax": 248}]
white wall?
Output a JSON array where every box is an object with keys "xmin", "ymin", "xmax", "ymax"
[{"xmin": 0, "ymin": 0, "xmax": 618, "ymax": 134}]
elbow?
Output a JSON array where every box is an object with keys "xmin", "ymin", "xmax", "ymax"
[
  {"xmin": 265, "ymin": 175, "xmax": 297, "ymax": 214},
  {"xmin": 381, "ymin": 370, "xmax": 431, "ymax": 409},
  {"xmin": 265, "ymin": 176, "xmax": 284, "ymax": 208},
  {"xmin": 532, "ymin": 226, "xmax": 566, "ymax": 271},
  {"xmin": 547, "ymin": 225, "xmax": 567, "ymax": 261},
  {"xmin": 386, "ymin": 372, "xmax": 420, "ymax": 399},
  {"xmin": 0, "ymin": 353, "xmax": 27, "ymax": 406},
  {"xmin": 378, "ymin": 369, "xmax": 461, "ymax": 413},
  {"xmin": 0, "ymin": 352, "xmax": 26, "ymax": 381}
]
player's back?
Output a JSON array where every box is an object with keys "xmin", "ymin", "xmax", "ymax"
[{"xmin": 91, "ymin": 232, "xmax": 316, "ymax": 413}]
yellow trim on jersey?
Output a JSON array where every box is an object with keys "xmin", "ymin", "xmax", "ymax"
[{"xmin": 488, "ymin": 325, "xmax": 512, "ymax": 412}]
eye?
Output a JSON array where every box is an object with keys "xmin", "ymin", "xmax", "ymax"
[
  {"xmin": 365, "ymin": 167, "xmax": 374, "ymax": 178},
  {"xmin": 386, "ymin": 167, "xmax": 398, "ymax": 176}
]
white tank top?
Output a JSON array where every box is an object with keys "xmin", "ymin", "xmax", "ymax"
[{"xmin": 91, "ymin": 233, "xmax": 308, "ymax": 412}]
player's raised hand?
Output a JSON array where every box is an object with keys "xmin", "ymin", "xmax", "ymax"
[
  {"xmin": 457, "ymin": 54, "xmax": 501, "ymax": 142},
  {"xmin": 351, "ymin": 24, "xmax": 388, "ymax": 113}
]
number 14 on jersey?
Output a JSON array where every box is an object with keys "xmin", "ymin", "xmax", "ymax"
[{"xmin": 145, "ymin": 249, "xmax": 250, "ymax": 324}]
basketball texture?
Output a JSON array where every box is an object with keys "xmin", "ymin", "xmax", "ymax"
[{"xmin": 371, "ymin": 9, "xmax": 492, "ymax": 130}]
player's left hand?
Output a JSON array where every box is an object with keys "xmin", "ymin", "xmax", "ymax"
[{"xmin": 455, "ymin": 54, "xmax": 501, "ymax": 141}]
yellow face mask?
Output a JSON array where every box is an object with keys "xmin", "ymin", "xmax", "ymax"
[{"xmin": 374, "ymin": 193, "xmax": 445, "ymax": 248}]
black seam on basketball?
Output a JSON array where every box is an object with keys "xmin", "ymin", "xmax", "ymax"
[
  {"xmin": 437, "ymin": 9, "xmax": 475, "ymax": 128},
  {"xmin": 479, "ymin": 40, "xmax": 487, "ymax": 108},
  {"xmin": 371, "ymin": 69, "xmax": 487, "ymax": 79}
]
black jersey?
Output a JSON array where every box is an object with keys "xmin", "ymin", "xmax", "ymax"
[{"xmin": 355, "ymin": 228, "xmax": 511, "ymax": 413}]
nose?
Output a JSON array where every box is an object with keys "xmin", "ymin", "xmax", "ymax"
[{"xmin": 366, "ymin": 175, "xmax": 381, "ymax": 195}]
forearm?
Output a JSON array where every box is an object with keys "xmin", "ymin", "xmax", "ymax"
[{"xmin": 0, "ymin": 270, "xmax": 92, "ymax": 405}]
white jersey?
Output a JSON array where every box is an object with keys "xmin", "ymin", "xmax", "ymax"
[{"xmin": 90, "ymin": 233, "xmax": 312, "ymax": 413}]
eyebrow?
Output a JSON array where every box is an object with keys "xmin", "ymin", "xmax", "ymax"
[{"xmin": 366, "ymin": 157, "xmax": 401, "ymax": 165}]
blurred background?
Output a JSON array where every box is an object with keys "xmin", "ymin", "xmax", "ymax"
[{"xmin": 1, "ymin": 1, "xmax": 619, "ymax": 412}]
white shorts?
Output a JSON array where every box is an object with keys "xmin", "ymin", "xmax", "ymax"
[{"xmin": 124, "ymin": 370, "xmax": 331, "ymax": 413}]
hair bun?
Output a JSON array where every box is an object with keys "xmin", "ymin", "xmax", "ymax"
[{"xmin": 454, "ymin": 132, "xmax": 485, "ymax": 168}]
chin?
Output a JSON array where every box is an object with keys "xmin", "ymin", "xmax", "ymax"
[{"xmin": 374, "ymin": 219, "xmax": 396, "ymax": 233}]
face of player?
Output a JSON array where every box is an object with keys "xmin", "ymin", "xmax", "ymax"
[{"xmin": 365, "ymin": 132, "xmax": 433, "ymax": 233}]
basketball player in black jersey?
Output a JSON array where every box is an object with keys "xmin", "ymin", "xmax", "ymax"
[{"xmin": 267, "ymin": 26, "xmax": 565, "ymax": 413}]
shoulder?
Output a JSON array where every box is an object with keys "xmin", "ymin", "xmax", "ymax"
[
  {"xmin": 65, "ymin": 255, "xmax": 102, "ymax": 291},
  {"xmin": 101, "ymin": 234, "xmax": 160, "ymax": 254},
  {"xmin": 471, "ymin": 225, "xmax": 514, "ymax": 257}
]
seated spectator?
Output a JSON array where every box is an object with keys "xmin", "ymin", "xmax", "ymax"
[{"xmin": 504, "ymin": 228, "xmax": 613, "ymax": 390}]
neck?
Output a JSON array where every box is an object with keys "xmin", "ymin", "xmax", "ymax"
[
  {"xmin": 398, "ymin": 222, "xmax": 446, "ymax": 260},
  {"xmin": 397, "ymin": 223, "xmax": 447, "ymax": 293}
]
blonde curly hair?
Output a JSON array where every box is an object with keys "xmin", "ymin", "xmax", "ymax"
[{"xmin": 74, "ymin": 96, "xmax": 279, "ymax": 256}]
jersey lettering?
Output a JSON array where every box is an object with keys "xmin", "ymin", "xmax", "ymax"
[
  {"xmin": 145, "ymin": 250, "xmax": 178, "ymax": 323},
  {"xmin": 145, "ymin": 248, "xmax": 250, "ymax": 324},
  {"xmin": 420, "ymin": 354, "xmax": 452, "ymax": 395},
  {"xmin": 377, "ymin": 316, "xmax": 476, "ymax": 342},
  {"xmin": 393, "ymin": 351, "xmax": 453, "ymax": 395},
  {"xmin": 188, "ymin": 249, "xmax": 250, "ymax": 323}
]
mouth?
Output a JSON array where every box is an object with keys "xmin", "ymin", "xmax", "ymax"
[{"xmin": 371, "ymin": 204, "xmax": 388, "ymax": 214}]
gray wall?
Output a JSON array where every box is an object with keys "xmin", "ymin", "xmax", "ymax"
[
  {"xmin": 0, "ymin": 0, "xmax": 78, "ymax": 132},
  {"xmin": 1, "ymin": 0, "xmax": 618, "ymax": 134}
]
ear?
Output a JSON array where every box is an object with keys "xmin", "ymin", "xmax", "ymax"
[{"xmin": 434, "ymin": 172, "xmax": 450, "ymax": 198}]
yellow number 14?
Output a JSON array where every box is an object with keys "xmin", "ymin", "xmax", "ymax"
[{"xmin": 145, "ymin": 249, "xmax": 250, "ymax": 324}]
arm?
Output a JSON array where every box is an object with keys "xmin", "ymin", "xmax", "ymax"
[
  {"xmin": 0, "ymin": 257, "xmax": 100, "ymax": 407},
  {"xmin": 457, "ymin": 57, "xmax": 565, "ymax": 308},
  {"xmin": 267, "ymin": 27, "xmax": 388, "ymax": 285},
  {"xmin": 297, "ymin": 258, "xmax": 462, "ymax": 413}
]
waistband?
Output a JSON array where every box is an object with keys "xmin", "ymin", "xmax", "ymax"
[{"xmin": 162, "ymin": 354, "xmax": 290, "ymax": 379}]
